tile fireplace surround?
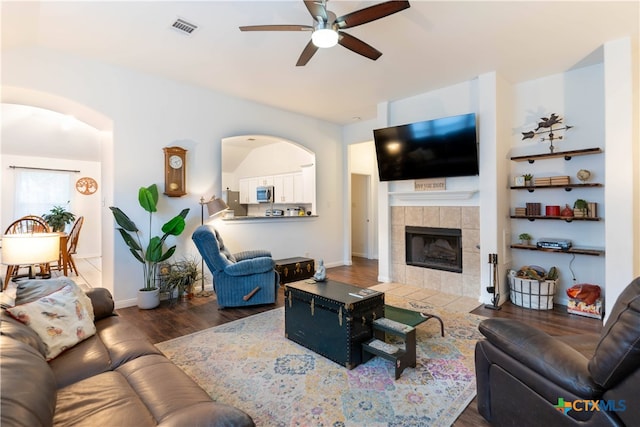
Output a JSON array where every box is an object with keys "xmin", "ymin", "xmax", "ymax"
[{"xmin": 391, "ymin": 206, "xmax": 481, "ymax": 299}]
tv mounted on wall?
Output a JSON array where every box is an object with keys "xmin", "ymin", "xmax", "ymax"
[{"xmin": 373, "ymin": 113, "xmax": 479, "ymax": 182}]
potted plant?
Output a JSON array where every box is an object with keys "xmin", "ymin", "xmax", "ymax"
[
  {"xmin": 42, "ymin": 203, "xmax": 76, "ymax": 232},
  {"xmin": 518, "ymin": 233, "xmax": 532, "ymax": 245},
  {"xmin": 164, "ymin": 257, "xmax": 202, "ymax": 302},
  {"xmin": 110, "ymin": 184, "xmax": 189, "ymax": 309},
  {"xmin": 523, "ymin": 174, "xmax": 533, "ymax": 186},
  {"xmin": 573, "ymin": 199, "xmax": 588, "ymax": 218}
]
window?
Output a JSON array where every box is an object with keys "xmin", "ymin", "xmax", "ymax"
[{"xmin": 14, "ymin": 169, "xmax": 74, "ymax": 228}]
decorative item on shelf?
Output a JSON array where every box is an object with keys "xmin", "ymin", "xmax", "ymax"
[
  {"xmin": 587, "ymin": 202, "xmax": 597, "ymax": 218},
  {"xmin": 514, "ymin": 207, "xmax": 527, "ymax": 216},
  {"xmin": 525, "ymin": 202, "xmax": 541, "ymax": 216},
  {"xmin": 523, "ymin": 174, "xmax": 533, "ymax": 186},
  {"xmin": 573, "ymin": 199, "xmax": 588, "ymax": 218},
  {"xmin": 521, "ymin": 113, "xmax": 573, "ymax": 153},
  {"xmin": 545, "ymin": 205, "xmax": 561, "ymax": 216},
  {"xmin": 75, "ymin": 177, "xmax": 98, "ymax": 195},
  {"xmin": 533, "ymin": 176, "xmax": 551, "ymax": 186},
  {"xmin": 109, "ymin": 183, "xmax": 190, "ymax": 309},
  {"xmin": 550, "ymin": 175, "xmax": 570, "ymax": 186},
  {"xmin": 576, "ymin": 169, "xmax": 591, "ymax": 183},
  {"xmin": 518, "ymin": 233, "xmax": 532, "ymax": 245},
  {"xmin": 560, "ymin": 204, "xmax": 574, "ymax": 217},
  {"xmin": 196, "ymin": 195, "xmax": 229, "ymax": 297},
  {"xmin": 514, "ymin": 176, "xmax": 525, "ymax": 187},
  {"xmin": 42, "ymin": 203, "xmax": 76, "ymax": 232},
  {"xmin": 484, "ymin": 253, "xmax": 501, "ymax": 310}
]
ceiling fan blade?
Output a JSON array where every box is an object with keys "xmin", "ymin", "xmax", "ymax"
[
  {"xmin": 338, "ymin": 32, "xmax": 382, "ymax": 61},
  {"xmin": 296, "ymin": 40, "xmax": 319, "ymax": 66},
  {"xmin": 303, "ymin": 0, "xmax": 328, "ymax": 22},
  {"xmin": 335, "ymin": 0, "xmax": 410, "ymax": 29},
  {"xmin": 239, "ymin": 25, "xmax": 313, "ymax": 32}
]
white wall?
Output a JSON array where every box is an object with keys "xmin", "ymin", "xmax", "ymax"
[
  {"xmin": 1, "ymin": 154, "xmax": 102, "ymax": 258},
  {"xmin": 2, "ymin": 46, "xmax": 344, "ymax": 307}
]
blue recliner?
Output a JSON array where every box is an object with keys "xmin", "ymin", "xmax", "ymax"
[{"xmin": 192, "ymin": 225, "xmax": 278, "ymax": 308}]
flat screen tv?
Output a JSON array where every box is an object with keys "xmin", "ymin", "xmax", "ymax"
[{"xmin": 373, "ymin": 113, "xmax": 479, "ymax": 181}]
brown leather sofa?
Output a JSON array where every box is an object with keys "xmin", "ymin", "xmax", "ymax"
[
  {"xmin": 1, "ymin": 280, "xmax": 255, "ymax": 427},
  {"xmin": 475, "ymin": 276, "xmax": 640, "ymax": 426}
]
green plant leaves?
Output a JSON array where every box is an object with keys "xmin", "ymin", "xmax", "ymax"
[
  {"xmin": 109, "ymin": 207, "xmax": 138, "ymax": 232},
  {"xmin": 138, "ymin": 184, "xmax": 159, "ymax": 213},
  {"xmin": 161, "ymin": 208, "xmax": 190, "ymax": 236}
]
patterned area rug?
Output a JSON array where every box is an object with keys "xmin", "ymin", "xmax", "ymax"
[{"xmin": 156, "ymin": 296, "xmax": 485, "ymax": 426}]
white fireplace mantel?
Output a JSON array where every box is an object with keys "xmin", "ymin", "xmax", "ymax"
[{"xmin": 389, "ymin": 189, "xmax": 479, "ymax": 203}]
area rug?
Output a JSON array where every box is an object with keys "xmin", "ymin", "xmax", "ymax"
[{"xmin": 156, "ymin": 298, "xmax": 485, "ymax": 426}]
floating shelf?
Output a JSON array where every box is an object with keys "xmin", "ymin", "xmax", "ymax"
[
  {"xmin": 511, "ymin": 147, "xmax": 603, "ymax": 163},
  {"xmin": 510, "ymin": 244, "xmax": 604, "ymax": 257},
  {"xmin": 510, "ymin": 215, "xmax": 601, "ymax": 222},
  {"xmin": 510, "ymin": 183, "xmax": 603, "ymax": 192}
]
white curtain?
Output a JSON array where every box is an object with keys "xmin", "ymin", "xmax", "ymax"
[{"xmin": 14, "ymin": 169, "xmax": 74, "ymax": 225}]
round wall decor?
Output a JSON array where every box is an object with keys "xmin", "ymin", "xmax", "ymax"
[{"xmin": 76, "ymin": 177, "xmax": 98, "ymax": 195}]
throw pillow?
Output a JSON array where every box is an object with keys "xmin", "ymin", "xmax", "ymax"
[{"xmin": 6, "ymin": 282, "xmax": 96, "ymax": 360}]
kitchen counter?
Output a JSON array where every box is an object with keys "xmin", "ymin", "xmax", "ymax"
[{"xmin": 223, "ymin": 214, "xmax": 318, "ymax": 222}]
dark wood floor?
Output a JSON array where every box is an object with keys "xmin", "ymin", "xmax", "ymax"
[{"xmin": 117, "ymin": 257, "xmax": 603, "ymax": 427}]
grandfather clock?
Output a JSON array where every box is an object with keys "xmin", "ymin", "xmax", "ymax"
[{"xmin": 163, "ymin": 146, "xmax": 187, "ymax": 197}]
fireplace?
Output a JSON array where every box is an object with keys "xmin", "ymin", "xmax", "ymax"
[{"xmin": 405, "ymin": 226, "xmax": 463, "ymax": 273}]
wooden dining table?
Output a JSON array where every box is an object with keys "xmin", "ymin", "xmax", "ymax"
[{"xmin": 56, "ymin": 232, "xmax": 71, "ymax": 276}]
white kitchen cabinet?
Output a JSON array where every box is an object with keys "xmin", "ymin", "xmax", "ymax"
[{"xmin": 239, "ymin": 177, "xmax": 259, "ymax": 204}]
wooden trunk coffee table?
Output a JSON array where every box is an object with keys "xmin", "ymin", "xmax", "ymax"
[{"xmin": 284, "ymin": 279, "xmax": 384, "ymax": 369}]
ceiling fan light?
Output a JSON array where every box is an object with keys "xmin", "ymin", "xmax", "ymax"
[{"xmin": 312, "ymin": 28, "xmax": 338, "ymax": 48}]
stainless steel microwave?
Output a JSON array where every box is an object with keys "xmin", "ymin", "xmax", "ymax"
[{"xmin": 256, "ymin": 185, "xmax": 274, "ymax": 203}]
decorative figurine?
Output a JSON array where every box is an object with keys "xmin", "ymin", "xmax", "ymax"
[
  {"xmin": 521, "ymin": 113, "xmax": 573, "ymax": 153},
  {"xmin": 577, "ymin": 169, "xmax": 591, "ymax": 183},
  {"xmin": 313, "ymin": 259, "xmax": 326, "ymax": 282}
]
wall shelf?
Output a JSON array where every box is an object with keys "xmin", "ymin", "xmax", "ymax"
[
  {"xmin": 510, "ymin": 215, "xmax": 601, "ymax": 222},
  {"xmin": 510, "ymin": 243, "xmax": 604, "ymax": 257},
  {"xmin": 510, "ymin": 183, "xmax": 602, "ymax": 192},
  {"xmin": 510, "ymin": 147, "xmax": 603, "ymax": 163}
]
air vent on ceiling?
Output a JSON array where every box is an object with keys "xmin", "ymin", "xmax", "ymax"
[{"xmin": 171, "ymin": 18, "xmax": 198, "ymax": 36}]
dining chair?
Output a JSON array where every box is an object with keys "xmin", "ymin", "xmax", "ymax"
[{"xmin": 63, "ymin": 216, "xmax": 84, "ymax": 275}]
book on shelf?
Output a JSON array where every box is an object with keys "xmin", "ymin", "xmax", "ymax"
[{"xmin": 348, "ymin": 288, "xmax": 380, "ymax": 298}]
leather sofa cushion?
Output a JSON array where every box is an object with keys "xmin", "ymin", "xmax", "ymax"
[
  {"xmin": 54, "ymin": 371, "xmax": 157, "ymax": 426},
  {"xmin": 589, "ymin": 276, "xmax": 640, "ymax": 389},
  {"xmin": 115, "ymin": 354, "xmax": 255, "ymax": 426},
  {"xmin": 1, "ymin": 336, "xmax": 56, "ymax": 427},
  {"xmin": 50, "ymin": 315, "xmax": 160, "ymax": 389},
  {"xmin": 0, "ymin": 311, "xmax": 47, "ymax": 357},
  {"xmin": 478, "ymin": 318, "xmax": 601, "ymax": 397},
  {"xmin": 85, "ymin": 288, "xmax": 115, "ymax": 320}
]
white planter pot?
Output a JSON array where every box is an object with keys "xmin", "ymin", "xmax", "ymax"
[{"xmin": 137, "ymin": 288, "xmax": 160, "ymax": 309}]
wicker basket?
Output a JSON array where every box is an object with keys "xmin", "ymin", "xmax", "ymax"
[{"xmin": 509, "ymin": 275, "xmax": 557, "ymax": 310}]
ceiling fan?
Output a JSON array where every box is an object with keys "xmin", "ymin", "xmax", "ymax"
[{"xmin": 239, "ymin": 0, "xmax": 411, "ymax": 66}]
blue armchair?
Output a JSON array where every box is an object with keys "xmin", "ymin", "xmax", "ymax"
[{"xmin": 192, "ymin": 225, "xmax": 278, "ymax": 308}]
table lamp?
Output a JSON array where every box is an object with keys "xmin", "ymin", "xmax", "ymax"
[
  {"xmin": 1, "ymin": 233, "xmax": 61, "ymax": 281},
  {"xmin": 196, "ymin": 196, "xmax": 229, "ymax": 297}
]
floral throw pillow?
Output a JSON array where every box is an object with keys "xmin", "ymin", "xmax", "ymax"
[{"xmin": 6, "ymin": 282, "xmax": 96, "ymax": 360}]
